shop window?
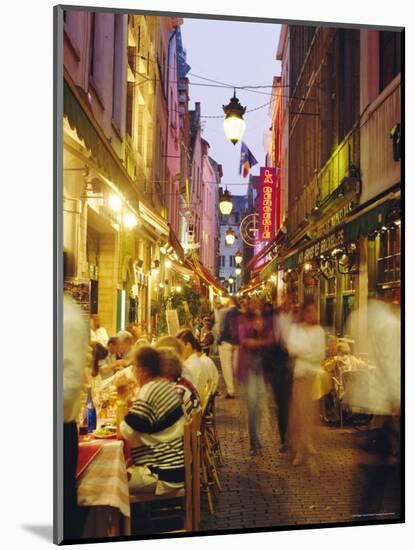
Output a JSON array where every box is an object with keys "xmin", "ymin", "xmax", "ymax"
[
  {"xmin": 288, "ymin": 280, "xmax": 299, "ymax": 306},
  {"xmin": 327, "ymin": 276, "xmax": 336, "ymax": 295},
  {"xmin": 129, "ymin": 296, "xmax": 138, "ymax": 324},
  {"xmin": 325, "ymin": 296, "xmax": 335, "ymax": 332},
  {"xmin": 304, "ymin": 283, "xmax": 318, "ymax": 304},
  {"xmin": 377, "ymin": 226, "xmax": 401, "ymax": 286},
  {"xmin": 343, "ymin": 273, "xmax": 356, "ymax": 292},
  {"xmin": 342, "ymin": 294, "xmax": 355, "ymax": 335}
]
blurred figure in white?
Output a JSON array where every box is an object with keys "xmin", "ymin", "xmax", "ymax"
[
  {"xmin": 90, "ymin": 314, "xmax": 109, "ymax": 346},
  {"xmin": 63, "ymin": 295, "xmax": 89, "ymax": 540},
  {"xmin": 217, "ymin": 296, "xmax": 240, "ymax": 398},
  {"xmin": 287, "ymin": 302, "xmax": 325, "ymax": 466},
  {"xmin": 345, "ymin": 298, "xmax": 401, "ymax": 462}
]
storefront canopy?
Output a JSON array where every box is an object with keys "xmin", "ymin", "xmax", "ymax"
[
  {"xmin": 259, "ymin": 198, "xmax": 400, "ymax": 277},
  {"xmin": 344, "ymin": 199, "xmax": 399, "ymax": 242}
]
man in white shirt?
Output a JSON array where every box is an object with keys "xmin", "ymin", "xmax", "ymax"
[
  {"xmin": 195, "ymin": 344, "xmax": 220, "ymax": 392},
  {"xmin": 176, "ymin": 329, "xmax": 209, "ymax": 398},
  {"xmin": 90, "ymin": 314, "xmax": 109, "ymax": 346}
]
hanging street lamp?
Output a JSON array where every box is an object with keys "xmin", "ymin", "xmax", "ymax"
[
  {"xmin": 219, "ymin": 187, "xmax": 233, "ymax": 216},
  {"xmin": 235, "ymin": 267, "xmax": 242, "ymax": 276},
  {"xmin": 228, "ymin": 276, "xmax": 235, "ymax": 285},
  {"xmin": 222, "ymin": 90, "xmax": 246, "ymax": 145},
  {"xmin": 234, "ymin": 250, "xmax": 243, "ymax": 265},
  {"xmin": 225, "ymin": 227, "xmax": 236, "ymax": 246}
]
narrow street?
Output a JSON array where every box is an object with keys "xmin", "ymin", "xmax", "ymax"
[
  {"xmin": 200, "ymin": 376, "xmax": 401, "ymax": 531},
  {"xmin": 58, "ymin": 7, "xmax": 402, "ymax": 543}
]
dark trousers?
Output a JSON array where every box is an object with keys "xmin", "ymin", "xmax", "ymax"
[
  {"xmin": 270, "ymin": 359, "xmax": 293, "ymax": 445},
  {"xmin": 63, "ymin": 422, "xmax": 85, "ymax": 541}
]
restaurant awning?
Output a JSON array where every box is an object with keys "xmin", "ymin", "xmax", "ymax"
[
  {"xmin": 171, "ymin": 260, "xmax": 194, "ymax": 280},
  {"xmin": 168, "ymin": 226, "xmax": 186, "ymax": 262},
  {"xmin": 138, "ymin": 201, "xmax": 169, "ymax": 237},
  {"xmin": 259, "ymin": 196, "xmax": 400, "ymax": 275},
  {"xmin": 64, "ymin": 76, "xmax": 134, "ymax": 199},
  {"xmin": 344, "ymin": 199, "xmax": 400, "ymax": 242},
  {"xmin": 193, "ymin": 261, "xmax": 225, "ymax": 293}
]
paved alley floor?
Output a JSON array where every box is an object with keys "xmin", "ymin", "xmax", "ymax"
[{"xmin": 199, "ymin": 381, "xmax": 401, "ymax": 533}]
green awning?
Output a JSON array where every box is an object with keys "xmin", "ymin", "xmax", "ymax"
[
  {"xmin": 259, "ymin": 250, "xmax": 300, "ymax": 280},
  {"xmin": 259, "ymin": 257, "xmax": 278, "ymax": 281},
  {"xmin": 283, "ymin": 253, "xmax": 299, "ymax": 270},
  {"xmin": 344, "ymin": 200, "xmax": 399, "ymax": 242}
]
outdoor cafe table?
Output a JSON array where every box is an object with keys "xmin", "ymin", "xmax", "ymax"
[{"xmin": 77, "ymin": 438, "xmax": 131, "ymax": 538}]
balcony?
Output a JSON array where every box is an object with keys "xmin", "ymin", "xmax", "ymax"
[{"xmin": 289, "ymin": 124, "xmax": 360, "ymax": 234}]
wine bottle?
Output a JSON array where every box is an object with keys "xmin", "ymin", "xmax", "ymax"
[{"xmin": 86, "ymin": 386, "xmax": 97, "ymax": 433}]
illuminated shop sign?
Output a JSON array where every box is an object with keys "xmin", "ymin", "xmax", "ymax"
[{"xmin": 258, "ymin": 167, "xmax": 277, "ymax": 242}]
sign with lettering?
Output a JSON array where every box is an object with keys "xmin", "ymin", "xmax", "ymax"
[
  {"xmin": 258, "ymin": 167, "xmax": 277, "ymax": 242},
  {"xmin": 314, "ymin": 201, "xmax": 356, "ymax": 240},
  {"xmin": 297, "ymin": 228, "xmax": 345, "ymax": 265}
]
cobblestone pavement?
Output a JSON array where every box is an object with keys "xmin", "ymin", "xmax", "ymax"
[{"xmin": 200, "ymin": 377, "xmax": 401, "ymax": 533}]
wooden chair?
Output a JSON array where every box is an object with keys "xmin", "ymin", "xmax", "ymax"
[
  {"xmin": 124, "ymin": 411, "xmax": 202, "ymax": 535},
  {"xmin": 190, "ymin": 410, "xmax": 202, "ymax": 531},
  {"xmin": 200, "ymin": 385, "xmax": 223, "ymax": 515},
  {"xmin": 203, "ymin": 389, "xmax": 224, "ymax": 466}
]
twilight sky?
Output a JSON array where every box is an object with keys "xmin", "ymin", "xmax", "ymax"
[{"xmin": 181, "ymin": 18, "xmax": 281, "ymax": 196}]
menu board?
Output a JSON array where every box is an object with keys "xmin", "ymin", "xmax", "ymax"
[{"xmin": 166, "ymin": 308, "xmax": 180, "ymax": 337}]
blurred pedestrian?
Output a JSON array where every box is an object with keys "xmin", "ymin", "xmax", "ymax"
[
  {"xmin": 217, "ymin": 296, "xmax": 240, "ymax": 398},
  {"xmin": 236, "ymin": 299, "xmax": 272, "ymax": 455},
  {"xmin": 287, "ymin": 302, "xmax": 325, "ymax": 465},
  {"xmin": 271, "ymin": 296, "xmax": 295, "ymax": 452}
]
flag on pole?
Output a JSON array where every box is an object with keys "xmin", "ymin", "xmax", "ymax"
[{"xmin": 239, "ymin": 141, "xmax": 258, "ymax": 178}]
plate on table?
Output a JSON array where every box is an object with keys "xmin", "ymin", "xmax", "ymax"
[{"xmin": 93, "ymin": 427, "xmax": 117, "ymax": 439}]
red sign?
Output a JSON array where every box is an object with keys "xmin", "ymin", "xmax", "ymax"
[{"xmin": 258, "ymin": 167, "xmax": 276, "ymax": 242}]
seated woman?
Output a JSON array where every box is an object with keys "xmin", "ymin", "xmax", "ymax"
[
  {"xmin": 157, "ymin": 346, "xmax": 201, "ymax": 417},
  {"xmin": 200, "ymin": 317, "xmax": 215, "ymax": 356},
  {"xmin": 119, "ymin": 346, "xmax": 185, "ymax": 495}
]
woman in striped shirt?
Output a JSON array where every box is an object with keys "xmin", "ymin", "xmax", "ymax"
[{"xmin": 120, "ymin": 346, "xmax": 185, "ymax": 495}]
